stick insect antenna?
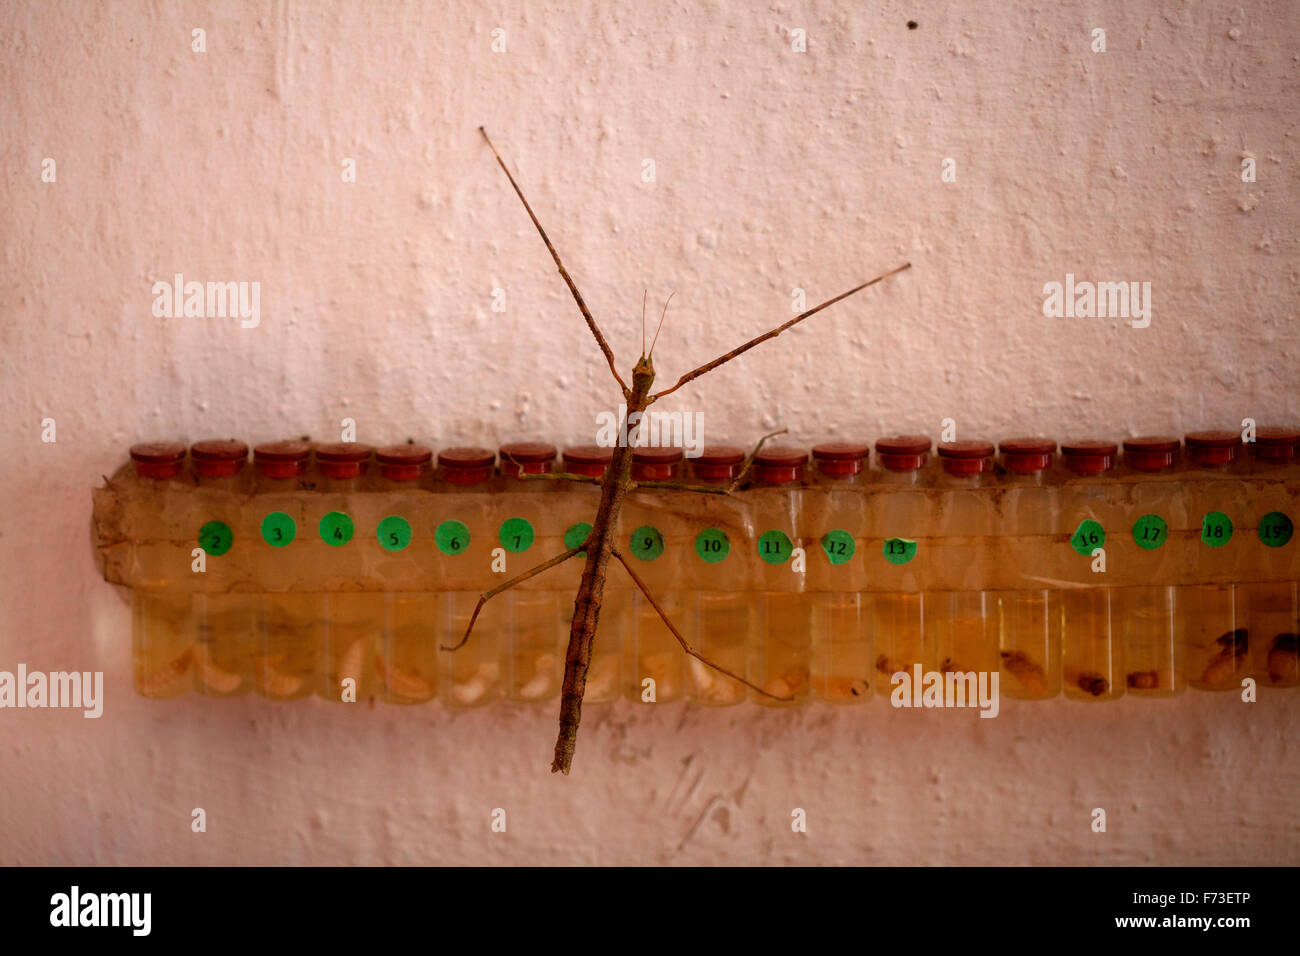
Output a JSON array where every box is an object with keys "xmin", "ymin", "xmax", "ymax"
[
  {"xmin": 650, "ymin": 262, "xmax": 912, "ymax": 402},
  {"xmin": 479, "ymin": 126, "xmax": 631, "ymax": 397},
  {"xmin": 648, "ymin": 291, "xmax": 674, "ymax": 359}
]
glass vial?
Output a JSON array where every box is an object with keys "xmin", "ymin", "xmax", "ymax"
[
  {"xmin": 1248, "ymin": 427, "xmax": 1300, "ymax": 687},
  {"xmin": 127, "ymin": 442, "xmax": 195, "ymax": 698},
  {"xmin": 808, "ymin": 442, "xmax": 872, "ymax": 703},
  {"xmin": 251, "ymin": 440, "xmax": 315, "ymax": 699},
  {"xmin": 190, "ymin": 439, "xmax": 253, "ymax": 697},
  {"xmin": 374, "ymin": 444, "xmax": 437, "ymax": 703},
  {"xmin": 499, "ymin": 441, "xmax": 565, "ymax": 702},
  {"xmin": 1180, "ymin": 431, "xmax": 1250, "ymax": 691},
  {"xmin": 748, "ymin": 447, "xmax": 810, "ymax": 705},
  {"xmin": 1059, "ymin": 440, "xmax": 1122, "ymax": 700},
  {"xmin": 436, "ymin": 447, "xmax": 505, "ymax": 707},
  {"xmin": 930, "ymin": 441, "xmax": 999, "ymax": 686},
  {"xmin": 625, "ymin": 446, "xmax": 688, "ymax": 703},
  {"xmin": 870, "ymin": 435, "xmax": 934, "ymax": 694},
  {"xmin": 312, "ymin": 442, "xmax": 380, "ymax": 703},
  {"xmin": 1117, "ymin": 436, "xmax": 1184, "ymax": 695},
  {"xmin": 995, "ymin": 438, "xmax": 1061, "ymax": 699},
  {"xmin": 684, "ymin": 446, "xmax": 752, "ymax": 705}
]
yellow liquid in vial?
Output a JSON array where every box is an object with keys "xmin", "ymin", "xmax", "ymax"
[
  {"xmin": 381, "ymin": 594, "xmax": 438, "ymax": 704},
  {"xmin": 1179, "ymin": 584, "xmax": 1250, "ymax": 691},
  {"xmin": 997, "ymin": 590, "xmax": 1061, "ymax": 699},
  {"xmin": 441, "ymin": 591, "xmax": 503, "ymax": 707},
  {"xmin": 193, "ymin": 594, "xmax": 254, "ymax": 697},
  {"xmin": 1119, "ymin": 586, "xmax": 1183, "ymax": 695},
  {"xmin": 872, "ymin": 593, "xmax": 931, "ymax": 694},
  {"xmin": 1061, "ymin": 589, "xmax": 1122, "ymax": 700},
  {"xmin": 629, "ymin": 592, "xmax": 687, "ymax": 703},
  {"xmin": 933, "ymin": 591, "xmax": 997, "ymax": 680},
  {"xmin": 569, "ymin": 587, "xmax": 627, "ymax": 704},
  {"xmin": 1250, "ymin": 583, "xmax": 1299, "ymax": 687},
  {"xmin": 256, "ymin": 594, "xmax": 315, "ymax": 700},
  {"xmin": 131, "ymin": 590, "xmax": 194, "ymax": 699},
  {"xmin": 508, "ymin": 591, "xmax": 563, "ymax": 702},
  {"xmin": 691, "ymin": 592, "xmax": 751, "ymax": 706},
  {"xmin": 316, "ymin": 593, "xmax": 382, "ymax": 702},
  {"xmin": 810, "ymin": 594, "xmax": 870, "ymax": 703},
  {"xmin": 751, "ymin": 592, "xmax": 810, "ymax": 705}
]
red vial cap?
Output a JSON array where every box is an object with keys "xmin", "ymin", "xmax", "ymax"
[
  {"xmin": 690, "ymin": 446, "xmax": 745, "ymax": 483},
  {"xmin": 1184, "ymin": 430, "xmax": 1242, "ymax": 467},
  {"xmin": 375, "ymin": 444, "xmax": 433, "ymax": 482},
  {"xmin": 190, "ymin": 439, "xmax": 249, "ymax": 478},
  {"xmin": 753, "ymin": 447, "xmax": 808, "ymax": 485},
  {"xmin": 253, "ymin": 440, "xmax": 311, "ymax": 479},
  {"xmin": 998, "ymin": 437, "xmax": 1057, "ymax": 474},
  {"xmin": 1122, "ymin": 436, "xmax": 1180, "ymax": 472},
  {"xmin": 129, "ymin": 441, "xmax": 186, "ymax": 479},
  {"xmin": 1060, "ymin": 440, "xmax": 1118, "ymax": 476},
  {"xmin": 631, "ymin": 446, "xmax": 684, "ymax": 482},
  {"xmin": 937, "ymin": 440, "xmax": 995, "ymax": 476},
  {"xmin": 1254, "ymin": 426, "xmax": 1300, "ymax": 463},
  {"xmin": 811, "ymin": 442, "xmax": 869, "ymax": 478},
  {"xmin": 315, "ymin": 442, "xmax": 373, "ymax": 480},
  {"xmin": 562, "ymin": 445, "xmax": 613, "ymax": 478},
  {"xmin": 499, "ymin": 441, "xmax": 557, "ymax": 478},
  {"xmin": 438, "ymin": 447, "xmax": 495, "ymax": 485},
  {"xmin": 875, "ymin": 435, "xmax": 931, "ymax": 472}
]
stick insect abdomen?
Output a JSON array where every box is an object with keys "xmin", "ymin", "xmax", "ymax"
[{"xmin": 552, "ymin": 365, "xmax": 654, "ymax": 774}]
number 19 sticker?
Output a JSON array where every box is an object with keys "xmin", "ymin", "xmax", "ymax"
[{"xmin": 1258, "ymin": 512, "xmax": 1293, "ymax": 548}]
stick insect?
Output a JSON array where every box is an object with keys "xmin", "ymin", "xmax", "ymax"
[{"xmin": 450, "ymin": 127, "xmax": 911, "ymax": 774}]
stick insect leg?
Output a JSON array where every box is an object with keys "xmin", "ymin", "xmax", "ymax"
[
  {"xmin": 441, "ymin": 544, "xmax": 586, "ymax": 651},
  {"xmin": 626, "ymin": 429, "xmax": 789, "ymax": 496},
  {"xmin": 479, "ymin": 126, "xmax": 631, "ymax": 397},
  {"xmin": 650, "ymin": 263, "xmax": 912, "ymax": 402},
  {"xmin": 610, "ymin": 548, "xmax": 792, "ymax": 702},
  {"xmin": 498, "ymin": 449, "xmax": 602, "ymax": 486}
]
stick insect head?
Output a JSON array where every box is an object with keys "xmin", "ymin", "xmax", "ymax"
[{"xmin": 631, "ymin": 291, "xmax": 675, "ymax": 397}]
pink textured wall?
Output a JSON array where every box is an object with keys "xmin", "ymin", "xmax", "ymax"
[{"xmin": 1, "ymin": 0, "xmax": 1297, "ymax": 864}]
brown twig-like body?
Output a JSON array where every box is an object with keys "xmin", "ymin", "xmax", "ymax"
[{"xmin": 470, "ymin": 127, "xmax": 911, "ymax": 774}]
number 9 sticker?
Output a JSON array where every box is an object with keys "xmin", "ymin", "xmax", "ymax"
[{"xmin": 631, "ymin": 526, "xmax": 665, "ymax": 561}]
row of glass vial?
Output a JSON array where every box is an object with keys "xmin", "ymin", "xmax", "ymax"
[{"xmin": 123, "ymin": 429, "xmax": 1299, "ymax": 703}]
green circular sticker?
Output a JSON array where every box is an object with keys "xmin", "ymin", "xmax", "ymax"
[
  {"xmin": 821, "ymin": 529, "xmax": 855, "ymax": 565},
  {"xmin": 436, "ymin": 520, "xmax": 470, "ymax": 555},
  {"xmin": 260, "ymin": 512, "xmax": 296, "ymax": 547},
  {"xmin": 565, "ymin": 522, "xmax": 593, "ymax": 554},
  {"xmin": 1258, "ymin": 512, "xmax": 1294, "ymax": 548},
  {"xmin": 1071, "ymin": 519, "xmax": 1105, "ymax": 556},
  {"xmin": 198, "ymin": 520, "xmax": 233, "ymax": 556},
  {"xmin": 499, "ymin": 517, "xmax": 535, "ymax": 553},
  {"xmin": 758, "ymin": 530, "xmax": 792, "ymax": 565},
  {"xmin": 1200, "ymin": 511, "xmax": 1233, "ymax": 548},
  {"xmin": 882, "ymin": 537, "xmax": 917, "ymax": 565},
  {"xmin": 695, "ymin": 527, "xmax": 730, "ymax": 563},
  {"xmin": 377, "ymin": 515, "xmax": 412, "ymax": 552},
  {"xmin": 319, "ymin": 511, "xmax": 354, "ymax": 547},
  {"xmin": 1132, "ymin": 514, "xmax": 1168, "ymax": 550},
  {"xmin": 630, "ymin": 525, "xmax": 665, "ymax": 561}
]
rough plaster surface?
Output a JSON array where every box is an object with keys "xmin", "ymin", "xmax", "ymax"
[{"xmin": 1, "ymin": 1, "xmax": 1297, "ymax": 865}]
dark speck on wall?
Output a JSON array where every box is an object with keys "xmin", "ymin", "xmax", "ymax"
[{"xmin": 907, "ymin": 21, "xmax": 918, "ymax": 30}]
